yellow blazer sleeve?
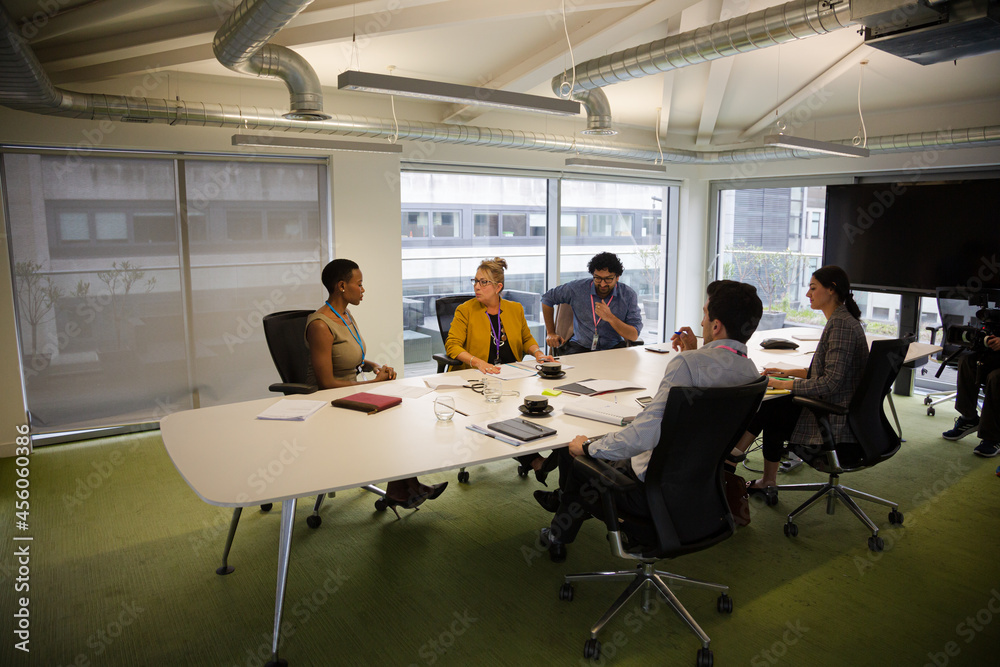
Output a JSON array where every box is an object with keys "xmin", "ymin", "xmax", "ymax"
[{"xmin": 445, "ymin": 299, "xmax": 479, "ymax": 369}]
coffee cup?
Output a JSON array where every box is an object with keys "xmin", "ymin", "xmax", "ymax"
[
  {"xmin": 523, "ymin": 395, "xmax": 548, "ymax": 412},
  {"xmin": 536, "ymin": 361, "xmax": 562, "ymax": 377}
]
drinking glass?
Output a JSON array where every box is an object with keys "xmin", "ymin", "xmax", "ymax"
[
  {"xmin": 482, "ymin": 376, "xmax": 502, "ymax": 403},
  {"xmin": 433, "ymin": 396, "xmax": 456, "ymax": 421}
]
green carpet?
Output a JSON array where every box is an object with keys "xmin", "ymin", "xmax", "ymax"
[{"xmin": 2, "ymin": 393, "xmax": 999, "ymax": 666}]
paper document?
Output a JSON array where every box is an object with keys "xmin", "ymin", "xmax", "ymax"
[
  {"xmin": 563, "ymin": 396, "xmax": 641, "ymax": 426},
  {"xmin": 256, "ymin": 399, "xmax": 326, "ymax": 421},
  {"xmin": 368, "ymin": 385, "xmax": 432, "ymax": 399},
  {"xmin": 791, "ymin": 331, "xmax": 823, "ymax": 341},
  {"xmin": 760, "ymin": 361, "xmax": 805, "ymax": 373},
  {"xmin": 493, "ymin": 364, "xmax": 538, "ymax": 380}
]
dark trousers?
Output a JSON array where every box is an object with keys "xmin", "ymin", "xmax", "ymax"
[
  {"xmin": 956, "ymin": 352, "xmax": 1000, "ymax": 441},
  {"xmin": 548, "ymin": 449, "xmax": 650, "ymax": 545},
  {"xmin": 745, "ymin": 395, "xmax": 802, "ymax": 463},
  {"xmin": 560, "ymin": 339, "xmax": 629, "ymax": 355}
]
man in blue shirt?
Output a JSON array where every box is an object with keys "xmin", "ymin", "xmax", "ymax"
[
  {"xmin": 541, "ymin": 252, "xmax": 643, "ymax": 354},
  {"xmin": 536, "ymin": 280, "xmax": 763, "ymax": 562}
]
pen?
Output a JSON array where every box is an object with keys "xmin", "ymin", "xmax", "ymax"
[
  {"xmin": 518, "ymin": 418, "xmax": 546, "ymax": 432},
  {"xmin": 466, "ymin": 424, "xmax": 521, "ymax": 446}
]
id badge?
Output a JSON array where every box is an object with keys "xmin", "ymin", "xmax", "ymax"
[{"xmin": 591, "ymin": 333, "xmax": 599, "ymax": 351}]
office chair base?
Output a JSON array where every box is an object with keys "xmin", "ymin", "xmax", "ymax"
[
  {"xmin": 779, "ymin": 478, "xmax": 900, "ymax": 550},
  {"xmin": 562, "ymin": 562, "xmax": 730, "ymax": 660}
]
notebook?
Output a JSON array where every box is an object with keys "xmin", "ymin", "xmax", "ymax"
[
  {"xmin": 330, "ymin": 392, "xmax": 402, "ymax": 415},
  {"xmin": 487, "ymin": 418, "xmax": 557, "ymax": 442},
  {"xmin": 555, "ymin": 378, "xmax": 646, "ymax": 396},
  {"xmin": 562, "ymin": 396, "xmax": 641, "ymax": 426}
]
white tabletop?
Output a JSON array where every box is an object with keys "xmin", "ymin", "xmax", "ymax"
[
  {"xmin": 161, "ymin": 346, "xmax": 672, "ymax": 507},
  {"xmin": 747, "ymin": 326, "xmax": 939, "ymax": 370}
]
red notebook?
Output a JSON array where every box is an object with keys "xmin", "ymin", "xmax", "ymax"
[{"xmin": 330, "ymin": 392, "xmax": 401, "ymax": 415}]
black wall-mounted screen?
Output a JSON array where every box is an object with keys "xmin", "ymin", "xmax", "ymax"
[{"xmin": 823, "ymin": 180, "xmax": 998, "ymax": 295}]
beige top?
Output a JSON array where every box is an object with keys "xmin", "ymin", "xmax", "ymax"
[{"xmin": 305, "ymin": 311, "xmax": 366, "ymax": 384}]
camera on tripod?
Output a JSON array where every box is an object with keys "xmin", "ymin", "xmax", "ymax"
[{"xmin": 946, "ymin": 290, "xmax": 1000, "ymax": 353}]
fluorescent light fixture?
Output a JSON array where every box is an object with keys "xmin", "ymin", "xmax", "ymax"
[
  {"xmin": 764, "ymin": 134, "xmax": 870, "ymax": 158},
  {"xmin": 232, "ymin": 134, "xmax": 403, "ymax": 154},
  {"xmin": 338, "ymin": 70, "xmax": 581, "ymax": 116},
  {"xmin": 564, "ymin": 157, "xmax": 667, "ymax": 173}
]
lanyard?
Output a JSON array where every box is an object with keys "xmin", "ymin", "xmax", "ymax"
[
  {"xmin": 716, "ymin": 344, "xmax": 747, "ymax": 357},
  {"xmin": 325, "ymin": 301, "xmax": 365, "ymax": 367},
  {"xmin": 487, "ymin": 309, "xmax": 505, "ymax": 362},
  {"xmin": 590, "ymin": 293, "xmax": 615, "ymax": 329}
]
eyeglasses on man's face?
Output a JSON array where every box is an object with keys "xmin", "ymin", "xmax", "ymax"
[
  {"xmin": 470, "ymin": 278, "xmax": 495, "ymax": 287},
  {"xmin": 592, "ymin": 273, "xmax": 617, "ymax": 284}
]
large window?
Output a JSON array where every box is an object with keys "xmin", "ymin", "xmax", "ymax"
[
  {"xmin": 5, "ymin": 153, "xmax": 326, "ymax": 437},
  {"xmin": 560, "ymin": 180, "xmax": 669, "ymax": 344},
  {"xmin": 400, "ymin": 173, "xmax": 674, "ymax": 373}
]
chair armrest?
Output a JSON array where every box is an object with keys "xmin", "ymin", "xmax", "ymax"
[
  {"xmin": 269, "ymin": 382, "xmax": 317, "ymax": 395},
  {"xmin": 793, "ymin": 395, "xmax": 847, "ymax": 417},
  {"xmin": 573, "ymin": 455, "xmax": 638, "ymax": 492},
  {"xmin": 432, "ymin": 353, "xmax": 463, "ymax": 374},
  {"xmin": 925, "ymin": 325, "xmax": 940, "ymax": 346}
]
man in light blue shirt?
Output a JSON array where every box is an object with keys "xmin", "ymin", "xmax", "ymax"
[
  {"xmin": 541, "ymin": 252, "xmax": 643, "ymax": 354},
  {"xmin": 537, "ymin": 280, "xmax": 763, "ymax": 562}
]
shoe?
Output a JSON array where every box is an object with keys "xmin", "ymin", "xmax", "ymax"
[
  {"xmin": 943, "ymin": 415, "xmax": 980, "ymax": 441},
  {"xmin": 973, "ymin": 440, "xmax": 1000, "ymax": 457},
  {"xmin": 745, "ymin": 480, "xmax": 775, "ymax": 497},
  {"xmin": 534, "ymin": 453, "xmax": 560, "ymax": 487},
  {"xmin": 533, "ymin": 490, "xmax": 560, "ymax": 513},
  {"xmin": 422, "ymin": 482, "xmax": 448, "ymax": 500},
  {"xmin": 539, "ymin": 528, "xmax": 566, "ymax": 563}
]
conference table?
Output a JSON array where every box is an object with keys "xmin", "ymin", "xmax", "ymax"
[{"xmin": 160, "ymin": 328, "xmax": 938, "ymax": 665}]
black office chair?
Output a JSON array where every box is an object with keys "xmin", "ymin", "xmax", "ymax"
[
  {"xmin": 922, "ymin": 287, "xmax": 982, "ymax": 416},
  {"xmin": 431, "ymin": 294, "xmax": 471, "ymax": 373},
  {"xmin": 262, "ymin": 310, "xmax": 390, "ymax": 525},
  {"xmin": 777, "ymin": 338, "xmax": 909, "ymax": 552},
  {"xmin": 557, "ymin": 376, "xmax": 767, "ymax": 665}
]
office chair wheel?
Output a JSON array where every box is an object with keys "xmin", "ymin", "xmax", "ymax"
[
  {"xmin": 457, "ymin": 470, "xmax": 470, "ymax": 484},
  {"xmin": 889, "ymin": 509, "xmax": 904, "ymax": 525},
  {"xmin": 868, "ymin": 535, "xmax": 884, "ymax": 552},
  {"xmin": 696, "ymin": 647, "xmax": 714, "ymax": 666},
  {"xmin": 765, "ymin": 489, "xmax": 779, "ymax": 507},
  {"xmin": 374, "ymin": 498, "xmax": 388, "ymax": 512},
  {"xmin": 517, "ymin": 464, "xmax": 531, "ymax": 478},
  {"xmin": 559, "ymin": 583, "xmax": 574, "ymax": 601},
  {"xmin": 260, "ymin": 503, "xmax": 273, "ymax": 512},
  {"xmin": 717, "ymin": 593, "xmax": 733, "ymax": 613},
  {"xmin": 924, "ymin": 396, "xmax": 932, "ymax": 405},
  {"xmin": 783, "ymin": 522, "xmax": 799, "ymax": 538},
  {"xmin": 927, "ymin": 406, "xmax": 936, "ymax": 416},
  {"xmin": 583, "ymin": 638, "xmax": 601, "ymax": 660},
  {"xmin": 306, "ymin": 515, "xmax": 322, "ymax": 529}
]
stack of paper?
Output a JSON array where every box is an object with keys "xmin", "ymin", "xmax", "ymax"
[
  {"xmin": 563, "ymin": 396, "xmax": 641, "ymax": 426},
  {"xmin": 256, "ymin": 399, "xmax": 326, "ymax": 421}
]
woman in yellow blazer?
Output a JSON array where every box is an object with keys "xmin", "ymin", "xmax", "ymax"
[
  {"xmin": 446, "ymin": 257, "xmax": 551, "ymax": 371},
  {"xmin": 446, "ymin": 257, "xmax": 558, "ymax": 482}
]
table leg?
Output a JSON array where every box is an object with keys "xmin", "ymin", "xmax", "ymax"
[
  {"xmin": 887, "ymin": 393, "xmax": 904, "ymax": 442},
  {"xmin": 265, "ymin": 497, "xmax": 296, "ymax": 667},
  {"xmin": 216, "ymin": 507, "xmax": 242, "ymax": 575}
]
